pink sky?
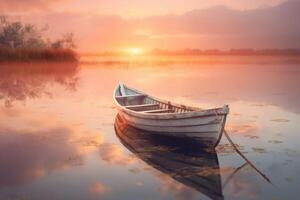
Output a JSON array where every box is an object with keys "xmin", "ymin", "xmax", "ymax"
[
  {"xmin": 57, "ymin": 0, "xmax": 287, "ymax": 17},
  {"xmin": 2, "ymin": 0, "xmax": 299, "ymax": 51},
  {"xmin": 0, "ymin": 0, "xmax": 287, "ymax": 16}
]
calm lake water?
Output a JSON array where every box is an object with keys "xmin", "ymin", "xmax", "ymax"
[{"xmin": 0, "ymin": 57, "xmax": 300, "ymax": 200}]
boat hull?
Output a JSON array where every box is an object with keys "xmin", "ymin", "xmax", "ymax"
[
  {"xmin": 113, "ymin": 83, "xmax": 229, "ymax": 147},
  {"xmin": 117, "ymin": 110, "xmax": 227, "ymax": 147}
]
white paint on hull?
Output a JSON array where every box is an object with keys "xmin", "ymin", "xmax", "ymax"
[{"xmin": 119, "ymin": 111, "xmax": 224, "ymax": 127}]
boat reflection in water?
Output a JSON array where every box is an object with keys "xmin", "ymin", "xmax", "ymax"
[{"xmin": 115, "ymin": 114, "xmax": 224, "ymax": 200}]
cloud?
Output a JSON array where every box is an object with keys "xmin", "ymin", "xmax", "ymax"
[
  {"xmin": 98, "ymin": 143, "xmax": 136, "ymax": 166},
  {"xmin": 0, "ymin": 62, "xmax": 79, "ymax": 108},
  {"xmin": 4, "ymin": 0, "xmax": 300, "ymax": 50},
  {"xmin": 150, "ymin": 170, "xmax": 198, "ymax": 200},
  {"xmin": 12, "ymin": 0, "xmax": 288, "ymax": 17},
  {"xmin": 227, "ymin": 123, "xmax": 257, "ymax": 135},
  {"xmin": 225, "ymin": 171, "xmax": 261, "ymax": 199},
  {"xmin": 0, "ymin": 0, "xmax": 65, "ymax": 12},
  {"xmin": 0, "ymin": 113, "xmax": 104, "ymax": 188},
  {"xmin": 89, "ymin": 182, "xmax": 111, "ymax": 195},
  {"xmin": 135, "ymin": 0, "xmax": 300, "ymax": 48}
]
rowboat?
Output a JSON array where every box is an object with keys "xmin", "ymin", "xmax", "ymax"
[
  {"xmin": 113, "ymin": 83, "xmax": 229, "ymax": 147},
  {"xmin": 115, "ymin": 115, "xmax": 224, "ymax": 200}
]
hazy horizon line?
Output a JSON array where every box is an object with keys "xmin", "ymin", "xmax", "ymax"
[{"xmin": 80, "ymin": 48, "xmax": 300, "ymax": 56}]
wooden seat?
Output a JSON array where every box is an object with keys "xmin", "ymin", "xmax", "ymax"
[
  {"xmin": 143, "ymin": 109, "xmax": 172, "ymax": 113},
  {"xmin": 115, "ymin": 94, "xmax": 146, "ymax": 99},
  {"xmin": 125, "ymin": 103, "xmax": 159, "ymax": 111}
]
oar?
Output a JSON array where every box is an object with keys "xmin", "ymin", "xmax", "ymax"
[
  {"xmin": 222, "ymin": 162, "xmax": 248, "ymax": 188},
  {"xmin": 223, "ymin": 129, "xmax": 273, "ymax": 185}
]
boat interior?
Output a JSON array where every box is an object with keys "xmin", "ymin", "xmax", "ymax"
[{"xmin": 115, "ymin": 84, "xmax": 194, "ymax": 114}]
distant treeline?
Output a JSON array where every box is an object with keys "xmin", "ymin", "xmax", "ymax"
[
  {"xmin": 93, "ymin": 48, "xmax": 300, "ymax": 57},
  {"xmin": 0, "ymin": 16, "xmax": 78, "ymax": 62},
  {"xmin": 150, "ymin": 49, "xmax": 300, "ymax": 56}
]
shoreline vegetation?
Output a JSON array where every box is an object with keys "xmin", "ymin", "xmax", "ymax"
[
  {"xmin": 0, "ymin": 16, "xmax": 78, "ymax": 62},
  {"xmin": 0, "ymin": 48, "xmax": 78, "ymax": 62}
]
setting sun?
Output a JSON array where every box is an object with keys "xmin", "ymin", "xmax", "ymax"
[{"xmin": 128, "ymin": 48, "xmax": 143, "ymax": 56}]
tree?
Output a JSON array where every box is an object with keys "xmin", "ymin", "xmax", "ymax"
[
  {"xmin": 0, "ymin": 16, "xmax": 47, "ymax": 48},
  {"xmin": 0, "ymin": 16, "xmax": 76, "ymax": 50},
  {"xmin": 51, "ymin": 33, "xmax": 76, "ymax": 49}
]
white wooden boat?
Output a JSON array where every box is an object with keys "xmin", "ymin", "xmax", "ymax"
[
  {"xmin": 113, "ymin": 83, "xmax": 229, "ymax": 147},
  {"xmin": 115, "ymin": 115, "xmax": 224, "ymax": 200}
]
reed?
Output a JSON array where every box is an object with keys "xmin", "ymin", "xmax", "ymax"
[{"xmin": 0, "ymin": 48, "xmax": 79, "ymax": 62}]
